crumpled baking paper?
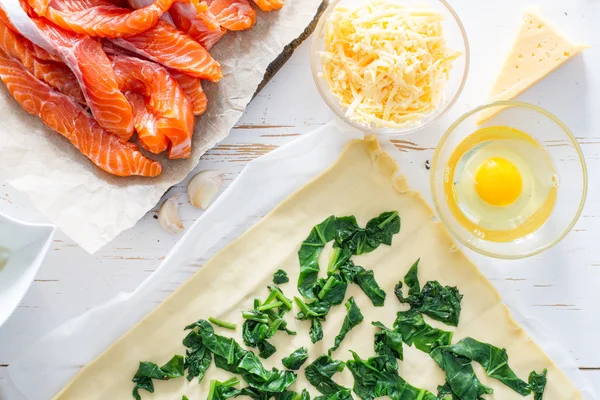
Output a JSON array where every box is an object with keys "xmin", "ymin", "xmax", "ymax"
[
  {"xmin": 7, "ymin": 121, "xmax": 596, "ymax": 399},
  {"xmin": 0, "ymin": 0, "xmax": 323, "ymax": 253}
]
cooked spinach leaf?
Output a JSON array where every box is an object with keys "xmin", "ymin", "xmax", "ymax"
[
  {"xmin": 314, "ymin": 389, "xmax": 353, "ymax": 400},
  {"xmin": 282, "ymin": 347, "xmax": 309, "ymax": 370},
  {"xmin": 298, "ymin": 216, "xmax": 337, "ymax": 299},
  {"xmin": 131, "ymin": 355, "xmax": 185, "ymax": 400},
  {"xmin": 346, "ymin": 350, "xmax": 437, "ymax": 400},
  {"xmin": 310, "ymin": 318, "xmax": 324, "ymax": 344},
  {"xmin": 364, "ymin": 211, "xmax": 401, "ymax": 251},
  {"xmin": 294, "ymin": 296, "xmax": 329, "ymax": 344},
  {"xmin": 395, "ymin": 260, "xmax": 462, "ymax": 326},
  {"xmin": 186, "ymin": 319, "xmax": 296, "ymax": 393},
  {"xmin": 305, "ymin": 354, "xmax": 348, "ymax": 395},
  {"xmin": 338, "ymin": 212, "xmax": 400, "ymax": 256},
  {"xmin": 207, "ymin": 377, "xmax": 242, "ymax": 400},
  {"xmin": 274, "ymin": 269, "xmax": 290, "ymax": 284},
  {"xmin": 182, "ymin": 330, "xmax": 212, "ymax": 382},
  {"xmin": 435, "ymin": 383, "xmax": 455, "ymax": 400},
  {"xmin": 315, "ymin": 274, "xmax": 348, "ymax": 306},
  {"xmin": 209, "ymin": 317, "xmax": 237, "ymax": 330},
  {"xmin": 338, "ymin": 262, "xmax": 386, "ymax": 307},
  {"xmin": 299, "ymin": 212, "xmax": 399, "ymax": 301},
  {"xmin": 529, "ymin": 369, "xmax": 548, "ymax": 400},
  {"xmin": 242, "ymin": 286, "xmax": 295, "ymax": 357},
  {"xmin": 441, "ymin": 338, "xmax": 531, "ymax": 395},
  {"xmin": 329, "ymin": 297, "xmax": 364, "ymax": 354},
  {"xmin": 393, "ymin": 310, "xmax": 452, "ymax": 354},
  {"xmin": 430, "ymin": 348, "xmax": 493, "ymax": 400},
  {"xmin": 372, "ymin": 321, "xmax": 403, "ymax": 368},
  {"xmin": 258, "ymin": 340, "xmax": 277, "ymax": 359}
]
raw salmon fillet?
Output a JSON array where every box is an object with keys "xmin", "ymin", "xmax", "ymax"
[
  {"xmin": 125, "ymin": 91, "xmax": 169, "ymax": 154},
  {"xmin": 0, "ymin": 48, "xmax": 162, "ymax": 177},
  {"xmin": 169, "ymin": 69, "xmax": 207, "ymax": 115},
  {"xmin": 251, "ymin": 0, "xmax": 282, "ymax": 11},
  {"xmin": 29, "ymin": 17, "xmax": 134, "ymax": 140},
  {"xmin": 208, "ymin": 0, "xmax": 255, "ymax": 31},
  {"xmin": 170, "ymin": 2, "xmax": 226, "ymax": 50},
  {"xmin": 112, "ymin": 20, "xmax": 222, "ymax": 81},
  {"xmin": 110, "ymin": 53, "xmax": 194, "ymax": 159},
  {"xmin": 0, "ymin": 18, "xmax": 85, "ymax": 104},
  {"xmin": 33, "ymin": 0, "xmax": 178, "ymax": 38}
]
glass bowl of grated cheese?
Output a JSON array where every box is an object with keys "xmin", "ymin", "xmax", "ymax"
[{"xmin": 311, "ymin": 0, "xmax": 469, "ymax": 135}]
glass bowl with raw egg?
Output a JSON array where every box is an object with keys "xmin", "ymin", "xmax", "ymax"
[
  {"xmin": 431, "ymin": 101, "xmax": 587, "ymax": 259},
  {"xmin": 310, "ymin": 0, "xmax": 469, "ymax": 135}
]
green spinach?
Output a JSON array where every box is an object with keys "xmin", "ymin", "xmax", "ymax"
[
  {"xmin": 298, "ymin": 216, "xmax": 337, "ymax": 299},
  {"xmin": 338, "ymin": 212, "xmax": 400, "ymax": 256},
  {"xmin": 315, "ymin": 274, "xmax": 348, "ymax": 306},
  {"xmin": 372, "ymin": 321, "xmax": 403, "ymax": 368},
  {"xmin": 393, "ymin": 310, "xmax": 452, "ymax": 354},
  {"xmin": 182, "ymin": 330, "xmax": 212, "ymax": 383},
  {"xmin": 440, "ymin": 338, "xmax": 531, "ymax": 395},
  {"xmin": 529, "ymin": 369, "xmax": 548, "ymax": 400},
  {"xmin": 305, "ymin": 354, "xmax": 348, "ymax": 395},
  {"xmin": 299, "ymin": 212, "xmax": 399, "ymax": 301},
  {"xmin": 294, "ymin": 296, "xmax": 329, "ymax": 344},
  {"xmin": 274, "ymin": 269, "xmax": 290, "ymax": 284},
  {"xmin": 242, "ymin": 286, "xmax": 295, "ymax": 357},
  {"xmin": 310, "ymin": 319, "xmax": 324, "ymax": 344},
  {"xmin": 338, "ymin": 262, "xmax": 386, "ymax": 307},
  {"xmin": 430, "ymin": 348, "xmax": 493, "ymax": 400},
  {"xmin": 329, "ymin": 297, "xmax": 364, "ymax": 354},
  {"xmin": 395, "ymin": 260, "xmax": 462, "ymax": 326},
  {"xmin": 186, "ymin": 320, "xmax": 296, "ymax": 393},
  {"xmin": 258, "ymin": 341, "xmax": 277, "ymax": 359},
  {"xmin": 314, "ymin": 389, "xmax": 353, "ymax": 400},
  {"xmin": 209, "ymin": 317, "xmax": 237, "ymax": 330},
  {"xmin": 346, "ymin": 350, "xmax": 437, "ymax": 400},
  {"xmin": 131, "ymin": 355, "xmax": 185, "ymax": 400},
  {"xmin": 282, "ymin": 347, "xmax": 309, "ymax": 370},
  {"xmin": 207, "ymin": 377, "xmax": 242, "ymax": 400}
]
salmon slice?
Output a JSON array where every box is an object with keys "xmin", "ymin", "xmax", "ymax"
[
  {"xmin": 0, "ymin": 48, "xmax": 162, "ymax": 177},
  {"xmin": 170, "ymin": 2, "xmax": 226, "ymax": 50},
  {"xmin": 34, "ymin": 0, "xmax": 179, "ymax": 38},
  {"xmin": 0, "ymin": 18, "xmax": 85, "ymax": 104},
  {"xmin": 31, "ymin": 17, "xmax": 134, "ymax": 140},
  {"xmin": 251, "ymin": 0, "xmax": 282, "ymax": 11},
  {"xmin": 125, "ymin": 91, "xmax": 169, "ymax": 154},
  {"xmin": 110, "ymin": 53, "xmax": 194, "ymax": 159},
  {"xmin": 207, "ymin": 0, "xmax": 255, "ymax": 31},
  {"xmin": 112, "ymin": 20, "xmax": 222, "ymax": 81},
  {"xmin": 169, "ymin": 70, "xmax": 207, "ymax": 115}
]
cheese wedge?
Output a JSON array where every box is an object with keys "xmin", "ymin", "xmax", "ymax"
[{"xmin": 477, "ymin": 10, "xmax": 588, "ymax": 124}]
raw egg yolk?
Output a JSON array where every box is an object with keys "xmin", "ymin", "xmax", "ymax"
[{"xmin": 475, "ymin": 157, "xmax": 522, "ymax": 206}]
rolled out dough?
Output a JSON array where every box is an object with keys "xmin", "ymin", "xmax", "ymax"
[{"xmin": 54, "ymin": 136, "xmax": 581, "ymax": 399}]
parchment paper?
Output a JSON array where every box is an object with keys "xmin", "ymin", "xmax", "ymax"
[
  {"xmin": 0, "ymin": 0, "xmax": 323, "ymax": 253},
  {"xmin": 7, "ymin": 121, "xmax": 595, "ymax": 399}
]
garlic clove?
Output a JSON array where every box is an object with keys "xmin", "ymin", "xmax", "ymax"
[
  {"xmin": 158, "ymin": 195, "xmax": 184, "ymax": 234},
  {"xmin": 188, "ymin": 170, "xmax": 224, "ymax": 209}
]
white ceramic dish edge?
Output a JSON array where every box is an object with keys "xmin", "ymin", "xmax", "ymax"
[{"xmin": 0, "ymin": 213, "xmax": 56, "ymax": 328}]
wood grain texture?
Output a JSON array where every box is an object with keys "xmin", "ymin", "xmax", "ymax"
[{"xmin": 1, "ymin": 0, "xmax": 600, "ymax": 396}]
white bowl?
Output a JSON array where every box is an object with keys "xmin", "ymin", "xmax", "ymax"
[
  {"xmin": 0, "ymin": 213, "xmax": 55, "ymax": 328},
  {"xmin": 310, "ymin": 0, "xmax": 470, "ymax": 135}
]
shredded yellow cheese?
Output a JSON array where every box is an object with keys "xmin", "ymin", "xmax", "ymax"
[{"xmin": 321, "ymin": 0, "xmax": 460, "ymax": 128}]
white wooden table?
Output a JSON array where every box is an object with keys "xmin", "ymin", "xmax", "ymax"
[{"xmin": 1, "ymin": 0, "xmax": 600, "ymax": 397}]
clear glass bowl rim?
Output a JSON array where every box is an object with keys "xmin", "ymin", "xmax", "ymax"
[
  {"xmin": 430, "ymin": 100, "xmax": 589, "ymax": 259},
  {"xmin": 309, "ymin": 0, "xmax": 471, "ymax": 136}
]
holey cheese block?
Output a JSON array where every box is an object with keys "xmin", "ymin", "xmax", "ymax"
[
  {"xmin": 477, "ymin": 10, "xmax": 587, "ymax": 124},
  {"xmin": 54, "ymin": 137, "xmax": 581, "ymax": 399}
]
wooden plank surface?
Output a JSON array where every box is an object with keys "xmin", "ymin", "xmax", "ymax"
[{"xmin": 1, "ymin": 0, "xmax": 600, "ymax": 396}]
